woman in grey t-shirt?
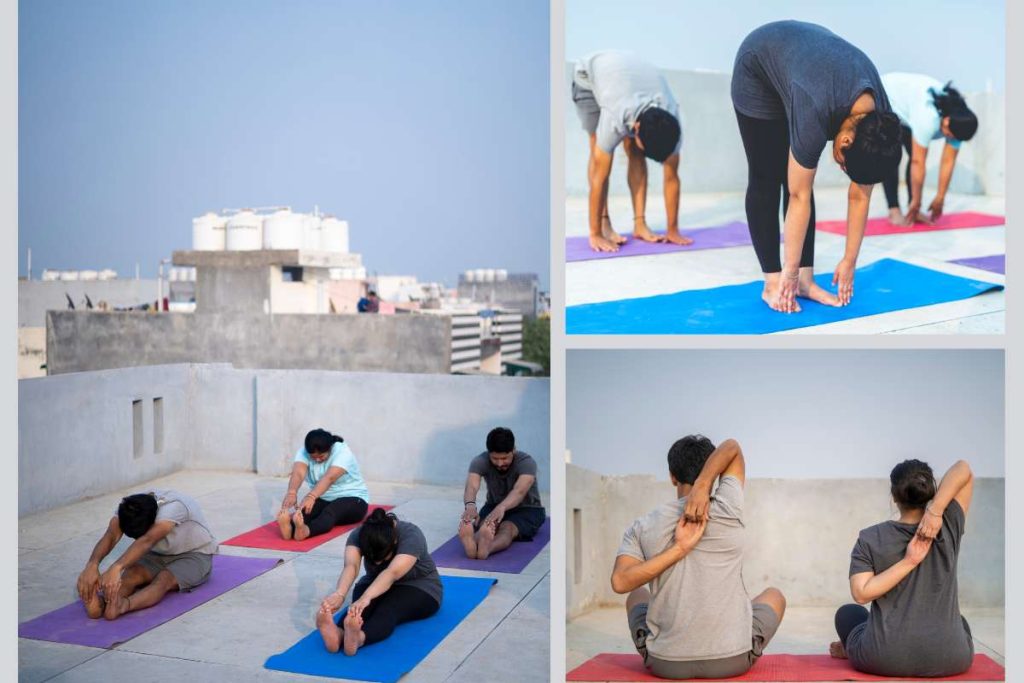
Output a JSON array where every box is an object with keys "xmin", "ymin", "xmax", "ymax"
[
  {"xmin": 830, "ymin": 459, "xmax": 975, "ymax": 677},
  {"xmin": 315, "ymin": 509, "xmax": 443, "ymax": 655}
]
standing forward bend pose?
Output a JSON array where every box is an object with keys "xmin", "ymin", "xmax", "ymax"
[
  {"xmin": 881, "ymin": 74, "xmax": 978, "ymax": 226},
  {"xmin": 731, "ymin": 21, "xmax": 903, "ymax": 313},
  {"xmin": 76, "ymin": 490, "xmax": 218, "ymax": 620},
  {"xmin": 316, "ymin": 509, "xmax": 443, "ymax": 655},
  {"xmin": 611, "ymin": 436, "xmax": 786, "ymax": 679},
  {"xmin": 458, "ymin": 427, "xmax": 546, "ymax": 560},
  {"xmin": 572, "ymin": 50, "xmax": 688, "ymax": 252},
  {"xmin": 277, "ymin": 428, "xmax": 370, "ymax": 541},
  {"xmin": 831, "ymin": 459, "xmax": 975, "ymax": 678}
]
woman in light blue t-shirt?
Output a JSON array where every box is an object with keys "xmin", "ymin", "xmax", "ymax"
[{"xmin": 277, "ymin": 428, "xmax": 371, "ymax": 541}]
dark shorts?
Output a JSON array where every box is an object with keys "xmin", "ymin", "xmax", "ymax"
[
  {"xmin": 627, "ymin": 601, "xmax": 781, "ymax": 679},
  {"xmin": 136, "ymin": 550, "xmax": 213, "ymax": 592},
  {"xmin": 477, "ymin": 503, "xmax": 546, "ymax": 541}
]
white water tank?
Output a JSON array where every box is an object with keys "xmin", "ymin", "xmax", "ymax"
[
  {"xmin": 320, "ymin": 217, "xmax": 349, "ymax": 253},
  {"xmin": 98, "ymin": 269, "xmax": 118, "ymax": 280},
  {"xmin": 474, "ymin": 268, "xmax": 486, "ymax": 282},
  {"xmin": 79, "ymin": 270, "xmax": 98, "ymax": 281},
  {"xmin": 60, "ymin": 270, "xmax": 79, "ymax": 281},
  {"xmin": 483, "ymin": 269, "xmax": 496, "ymax": 282},
  {"xmin": 302, "ymin": 214, "xmax": 322, "ymax": 250},
  {"xmin": 226, "ymin": 210, "xmax": 263, "ymax": 250},
  {"xmin": 42, "ymin": 270, "xmax": 60, "ymax": 281},
  {"xmin": 464, "ymin": 270, "xmax": 476, "ymax": 282},
  {"xmin": 263, "ymin": 209, "xmax": 305, "ymax": 249},
  {"xmin": 496, "ymin": 269, "xmax": 508, "ymax": 281},
  {"xmin": 192, "ymin": 212, "xmax": 227, "ymax": 250}
]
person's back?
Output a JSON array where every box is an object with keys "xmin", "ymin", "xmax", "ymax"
[
  {"xmin": 619, "ymin": 475, "xmax": 749, "ymax": 661},
  {"xmin": 141, "ymin": 489, "xmax": 218, "ymax": 556}
]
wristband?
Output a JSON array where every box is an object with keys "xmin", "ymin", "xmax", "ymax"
[
  {"xmin": 925, "ymin": 505, "xmax": 942, "ymax": 517},
  {"xmin": 464, "ymin": 501, "xmax": 477, "ymax": 507}
]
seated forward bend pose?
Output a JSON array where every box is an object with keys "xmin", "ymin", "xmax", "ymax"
[
  {"xmin": 831, "ymin": 459, "xmax": 975, "ymax": 678},
  {"xmin": 880, "ymin": 74, "xmax": 978, "ymax": 226},
  {"xmin": 731, "ymin": 20, "xmax": 903, "ymax": 313},
  {"xmin": 572, "ymin": 50, "xmax": 688, "ymax": 253},
  {"xmin": 611, "ymin": 436, "xmax": 786, "ymax": 679},
  {"xmin": 458, "ymin": 427, "xmax": 546, "ymax": 560},
  {"xmin": 277, "ymin": 428, "xmax": 370, "ymax": 541},
  {"xmin": 316, "ymin": 509, "xmax": 443, "ymax": 655},
  {"xmin": 76, "ymin": 490, "xmax": 218, "ymax": 620}
]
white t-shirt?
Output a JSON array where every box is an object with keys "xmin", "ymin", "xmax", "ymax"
[
  {"xmin": 573, "ymin": 50, "xmax": 681, "ymax": 155},
  {"xmin": 881, "ymin": 72, "xmax": 962, "ymax": 149},
  {"xmin": 294, "ymin": 440, "xmax": 370, "ymax": 503}
]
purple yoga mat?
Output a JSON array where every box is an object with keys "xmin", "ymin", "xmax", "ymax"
[
  {"xmin": 18, "ymin": 554, "xmax": 282, "ymax": 648},
  {"xmin": 431, "ymin": 518, "xmax": 550, "ymax": 573},
  {"xmin": 949, "ymin": 254, "xmax": 1005, "ymax": 275},
  {"xmin": 566, "ymin": 221, "xmax": 751, "ymax": 262}
]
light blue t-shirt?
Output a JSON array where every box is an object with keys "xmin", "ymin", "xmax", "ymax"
[
  {"xmin": 881, "ymin": 72, "xmax": 962, "ymax": 150},
  {"xmin": 294, "ymin": 441, "xmax": 370, "ymax": 503}
]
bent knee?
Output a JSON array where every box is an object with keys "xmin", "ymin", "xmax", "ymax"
[
  {"xmin": 757, "ymin": 587, "xmax": 787, "ymax": 617},
  {"xmin": 155, "ymin": 570, "xmax": 180, "ymax": 591}
]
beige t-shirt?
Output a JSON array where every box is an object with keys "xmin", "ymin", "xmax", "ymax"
[
  {"xmin": 115, "ymin": 489, "xmax": 218, "ymax": 556},
  {"xmin": 617, "ymin": 476, "xmax": 750, "ymax": 661}
]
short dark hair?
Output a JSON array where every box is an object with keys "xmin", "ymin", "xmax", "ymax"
[
  {"xmin": 948, "ymin": 110, "xmax": 978, "ymax": 142},
  {"xmin": 930, "ymin": 82, "xmax": 977, "ymax": 142},
  {"xmin": 118, "ymin": 493, "xmax": 158, "ymax": 538},
  {"xmin": 844, "ymin": 111, "xmax": 903, "ymax": 184},
  {"xmin": 358, "ymin": 507, "xmax": 399, "ymax": 563},
  {"xmin": 890, "ymin": 459, "xmax": 936, "ymax": 510},
  {"xmin": 636, "ymin": 107, "xmax": 680, "ymax": 163},
  {"xmin": 304, "ymin": 428, "xmax": 343, "ymax": 454},
  {"xmin": 486, "ymin": 427, "xmax": 515, "ymax": 454},
  {"xmin": 667, "ymin": 435, "xmax": 716, "ymax": 486}
]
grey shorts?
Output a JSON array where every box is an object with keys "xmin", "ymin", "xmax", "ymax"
[
  {"xmin": 136, "ymin": 551, "xmax": 214, "ymax": 592},
  {"xmin": 571, "ymin": 81, "xmax": 600, "ymax": 136},
  {"xmin": 627, "ymin": 601, "xmax": 781, "ymax": 679}
]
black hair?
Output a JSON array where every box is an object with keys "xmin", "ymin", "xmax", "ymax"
[
  {"xmin": 890, "ymin": 459, "xmax": 937, "ymax": 510},
  {"xmin": 486, "ymin": 427, "xmax": 515, "ymax": 454},
  {"xmin": 118, "ymin": 493, "xmax": 158, "ymax": 539},
  {"xmin": 359, "ymin": 507, "xmax": 399, "ymax": 563},
  {"xmin": 636, "ymin": 107, "xmax": 681, "ymax": 163},
  {"xmin": 930, "ymin": 82, "xmax": 977, "ymax": 141},
  {"xmin": 304, "ymin": 428, "xmax": 343, "ymax": 454},
  {"xmin": 843, "ymin": 111, "xmax": 903, "ymax": 185},
  {"xmin": 667, "ymin": 435, "xmax": 716, "ymax": 486}
]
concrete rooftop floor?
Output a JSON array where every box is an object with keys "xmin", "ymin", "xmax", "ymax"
[
  {"xmin": 566, "ymin": 189, "xmax": 1005, "ymax": 334},
  {"xmin": 567, "ymin": 605, "xmax": 1005, "ymax": 683},
  {"xmin": 18, "ymin": 471, "xmax": 550, "ymax": 683}
]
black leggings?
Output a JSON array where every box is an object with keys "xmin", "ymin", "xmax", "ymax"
[
  {"xmin": 881, "ymin": 124, "xmax": 915, "ymax": 209},
  {"xmin": 302, "ymin": 497, "xmax": 368, "ymax": 537},
  {"xmin": 835, "ymin": 603, "xmax": 869, "ymax": 646},
  {"xmin": 351, "ymin": 584, "xmax": 440, "ymax": 645},
  {"xmin": 735, "ymin": 110, "xmax": 816, "ymax": 273}
]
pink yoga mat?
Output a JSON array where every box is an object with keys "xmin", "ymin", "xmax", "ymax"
[
  {"xmin": 18, "ymin": 554, "xmax": 282, "ymax": 648},
  {"xmin": 566, "ymin": 222, "xmax": 752, "ymax": 262},
  {"xmin": 567, "ymin": 653, "xmax": 1004, "ymax": 682},
  {"xmin": 221, "ymin": 504, "xmax": 393, "ymax": 552},
  {"xmin": 815, "ymin": 211, "xmax": 1004, "ymax": 237}
]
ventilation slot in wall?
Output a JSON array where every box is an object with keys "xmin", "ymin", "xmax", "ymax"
[
  {"xmin": 573, "ymin": 508, "xmax": 582, "ymax": 584},
  {"xmin": 153, "ymin": 397, "xmax": 164, "ymax": 454},
  {"xmin": 132, "ymin": 399, "xmax": 143, "ymax": 459}
]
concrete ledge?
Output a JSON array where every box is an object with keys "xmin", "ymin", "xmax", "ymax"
[{"xmin": 172, "ymin": 249, "xmax": 362, "ymax": 268}]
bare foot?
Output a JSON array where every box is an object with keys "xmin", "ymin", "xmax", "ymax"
[
  {"xmin": 83, "ymin": 591, "xmax": 104, "ymax": 619},
  {"xmin": 103, "ymin": 594, "xmax": 129, "ymax": 621},
  {"xmin": 342, "ymin": 610, "xmax": 364, "ymax": 656},
  {"xmin": 277, "ymin": 509, "xmax": 293, "ymax": 540},
  {"xmin": 762, "ymin": 280, "xmax": 801, "ymax": 313},
  {"xmin": 601, "ymin": 216, "xmax": 627, "ymax": 245},
  {"xmin": 589, "ymin": 234, "xmax": 620, "ymax": 253},
  {"xmin": 317, "ymin": 608, "xmax": 341, "ymax": 653},
  {"xmin": 458, "ymin": 520, "xmax": 478, "ymax": 559},
  {"xmin": 797, "ymin": 278, "xmax": 841, "ymax": 307},
  {"xmin": 663, "ymin": 231, "xmax": 694, "ymax": 246},
  {"xmin": 829, "ymin": 640, "xmax": 848, "ymax": 659},
  {"xmin": 632, "ymin": 222, "xmax": 665, "ymax": 243},
  {"xmin": 292, "ymin": 510, "xmax": 311, "ymax": 541},
  {"xmin": 888, "ymin": 208, "xmax": 904, "ymax": 226},
  {"xmin": 476, "ymin": 520, "xmax": 497, "ymax": 560}
]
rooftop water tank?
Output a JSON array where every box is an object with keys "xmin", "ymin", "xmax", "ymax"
[
  {"xmin": 225, "ymin": 210, "xmax": 263, "ymax": 250},
  {"xmin": 496, "ymin": 269, "xmax": 508, "ymax": 281},
  {"xmin": 320, "ymin": 217, "xmax": 349, "ymax": 253},
  {"xmin": 79, "ymin": 270, "xmax": 98, "ymax": 281},
  {"xmin": 192, "ymin": 212, "xmax": 227, "ymax": 250},
  {"xmin": 303, "ymin": 214, "xmax": 322, "ymax": 251},
  {"xmin": 464, "ymin": 270, "xmax": 476, "ymax": 282},
  {"xmin": 474, "ymin": 268, "xmax": 486, "ymax": 282},
  {"xmin": 483, "ymin": 269, "xmax": 496, "ymax": 282},
  {"xmin": 59, "ymin": 270, "xmax": 80, "ymax": 281},
  {"xmin": 98, "ymin": 269, "xmax": 118, "ymax": 280},
  {"xmin": 42, "ymin": 270, "xmax": 60, "ymax": 281},
  {"xmin": 263, "ymin": 209, "xmax": 305, "ymax": 249}
]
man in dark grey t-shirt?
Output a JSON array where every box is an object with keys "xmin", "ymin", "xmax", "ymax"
[{"xmin": 458, "ymin": 427, "xmax": 546, "ymax": 559}]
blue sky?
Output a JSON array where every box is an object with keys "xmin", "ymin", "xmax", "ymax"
[
  {"xmin": 19, "ymin": 1, "xmax": 550, "ymax": 286},
  {"xmin": 567, "ymin": 0, "xmax": 1004, "ymax": 93}
]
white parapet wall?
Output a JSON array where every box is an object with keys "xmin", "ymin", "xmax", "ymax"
[
  {"xmin": 19, "ymin": 363, "xmax": 550, "ymax": 516},
  {"xmin": 567, "ymin": 464, "xmax": 1003, "ymax": 615}
]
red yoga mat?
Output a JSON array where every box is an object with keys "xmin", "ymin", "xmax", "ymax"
[
  {"xmin": 815, "ymin": 211, "xmax": 1004, "ymax": 237},
  {"xmin": 567, "ymin": 653, "xmax": 1004, "ymax": 682},
  {"xmin": 222, "ymin": 504, "xmax": 394, "ymax": 552}
]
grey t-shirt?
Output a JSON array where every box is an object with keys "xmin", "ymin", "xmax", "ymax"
[
  {"xmin": 617, "ymin": 476, "xmax": 750, "ymax": 661},
  {"xmin": 347, "ymin": 520, "xmax": 443, "ymax": 605},
  {"xmin": 469, "ymin": 451, "xmax": 544, "ymax": 510},
  {"xmin": 114, "ymin": 489, "xmax": 218, "ymax": 556},
  {"xmin": 846, "ymin": 500, "xmax": 973, "ymax": 677},
  {"xmin": 573, "ymin": 50, "xmax": 681, "ymax": 155},
  {"xmin": 731, "ymin": 20, "xmax": 890, "ymax": 169}
]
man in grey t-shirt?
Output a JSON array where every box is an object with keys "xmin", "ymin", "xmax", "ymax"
[
  {"xmin": 76, "ymin": 489, "xmax": 218, "ymax": 620},
  {"xmin": 611, "ymin": 436, "xmax": 785, "ymax": 679},
  {"xmin": 458, "ymin": 427, "xmax": 546, "ymax": 560},
  {"xmin": 572, "ymin": 51, "xmax": 688, "ymax": 253}
]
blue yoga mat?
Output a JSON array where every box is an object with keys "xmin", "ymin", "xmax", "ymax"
[
  {"xmin": 566, "ymin": 258, "xmax": 1003, "ymax": 335},
  {"xmin": 264, "ymin": 575, "xmax": 497, "ymax": 682}
]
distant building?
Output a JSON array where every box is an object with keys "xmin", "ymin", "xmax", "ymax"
[{"xmin": 456, "ymin": 270, "xmax": 540, "ymax": 318}]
